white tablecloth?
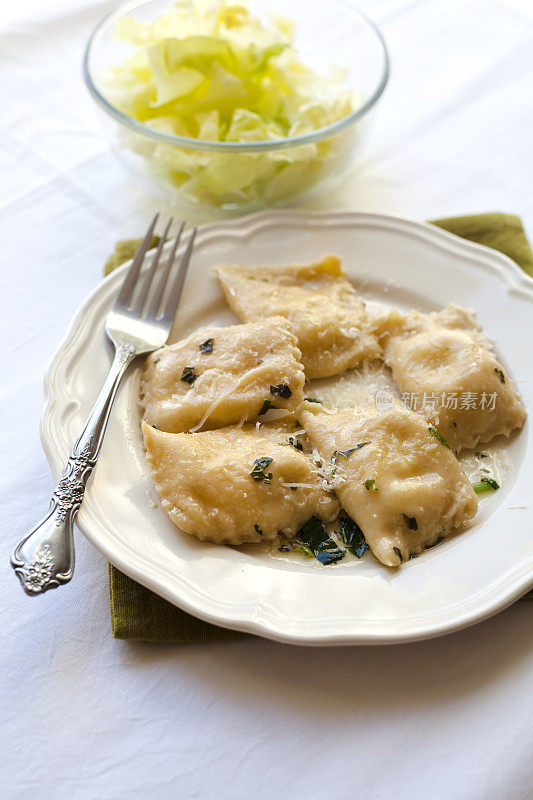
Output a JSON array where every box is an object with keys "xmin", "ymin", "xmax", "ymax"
[{"xmin": 2, "ymin": 1, "xmax": 532, "ymax": 797}]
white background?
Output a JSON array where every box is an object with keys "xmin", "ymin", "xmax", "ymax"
[{"xmin": 1, "ymin": 1, "xmax": 532, "ymax": 798}]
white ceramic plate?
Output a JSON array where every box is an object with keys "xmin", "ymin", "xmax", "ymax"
[{"xmin": 41, "ymin": 210, "xmax": 533, "ymax": 644}]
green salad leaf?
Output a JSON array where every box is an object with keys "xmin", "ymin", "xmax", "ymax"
[{"xmin": 102, "ymin": 0, "xmax": 359, "ymax": 207}]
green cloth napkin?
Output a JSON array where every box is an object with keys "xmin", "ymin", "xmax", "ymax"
[{"xmin": 105, "ymin": 212, "xmax": 533, "ymax": 642}]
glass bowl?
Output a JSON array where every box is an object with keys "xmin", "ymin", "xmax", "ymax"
[{"xmin": 84, "ymin": 0, "xmax": 389, "ymax": 215}]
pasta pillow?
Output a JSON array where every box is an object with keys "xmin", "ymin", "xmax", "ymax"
[
  {"xmin": 302, "ymin": 404, "xmax": 478, "ymax": 566},
  {"xmin": 213, "ymin": 255, "xmax": 381, "ymax": 379},
  {"xmin": 377, "ymin": 304, "xmax": 526, "ymax": 452},
  {"xmin": 142, "ymin": 317, "xmax": 305, "ymax": 433},
  {"xmin": 142, "ymin": 421, "xmax": 339, "ymax": 545}
]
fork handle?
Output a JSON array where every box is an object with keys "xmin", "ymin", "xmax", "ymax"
[{"xmin": 11, "ymin": 342, "xmax": 137, "ymax": 595}]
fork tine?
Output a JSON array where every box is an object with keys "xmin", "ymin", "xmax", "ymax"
[
  {"xmin": 114, "ymin": 213, "xmax": 159, "ymax": 309},
  {"xmin": 160, "ymin": 226, "xmax": 197, "ymax": 325},
  {"xmin": 130, "ymin": 218, "xmax": 173, "ymax": 317},
  {"xmin": 146, "ymin": 221, "xmax": 185, "ymax": 320}
]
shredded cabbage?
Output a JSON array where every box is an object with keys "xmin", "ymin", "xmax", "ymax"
[{"xmin": 101, "ymin": 0, "xmax": 361, "ymax": 208}]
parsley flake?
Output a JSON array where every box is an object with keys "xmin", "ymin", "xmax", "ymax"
[
  {"xmin": 494, "ymin": 367, "xmax": 506, "ymax": 384},
  {"xmin": 305, "ymin": 397, "xmax": 322, "ymax": 404},
  {"xmin": 338, "ymin": 513, "xmax": 368, "ymax": 558},
  {"xmin": 181, "ymin": 366, "xmax": 197, "ymax": 385},
  {"xmin": 332, "ymin": 443, "xmax": 369, "ymax": 463},
  {"xmin": 402, "ymin": 513, "xmax": 418, "ymax": 531},
  {"xmin": 270, "ymin": 383, "xmax": 292, "ymax": 399},
  {"xmin": 473, "ymin": 477, "xmax": 500, "ymax": 493},
  {"xmin": 425, "ymin": 535, "xmax": 446, "ymax": 550},
  {"xmin": 393, "ymin": 546, "xmax": 404, "ymax": 563},
  {"xmin": 296, "ymin": 516, "xmax": 345, "ymax": 565},
  {"xmin": 254, "ymin": 524, "xmax": 263, "ymax": 536},
  {"xmin": 250, "ymin": 457, "xmax": 273, "ymax": 484},
  {"xmin": 285, "ymin": 436, "xmax": 303, "ymax": 452},
  {"xmin": 428, "ymin": 425, "xmax": 450, "ymax": 449},
  {"xmin": 258, "ymin": 399, "xmax": 275, "ymax": 416},
  {"xmin": 199, "ymin": 338, "xmax": 214, "ymax": 355},
  {"xmin": 280, "ymin": 539, "xmax": 313, "ymax": 557},
  {"xmin": 364, "ymin": 479, "xmax": 378, "ymax": 491}
]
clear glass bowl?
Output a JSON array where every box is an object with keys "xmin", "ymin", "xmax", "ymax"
[{"xmin": 84, "ymin": 0, "xmax": 389, "ymax": 215}]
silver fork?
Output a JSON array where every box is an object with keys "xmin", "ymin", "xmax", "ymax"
[{"xmin": 11, "ymin": 215, "xmax": 197, "ymax": 595}]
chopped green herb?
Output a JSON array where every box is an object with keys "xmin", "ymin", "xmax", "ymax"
[
  {"xmin": 402, "ymin": 513, "xmax": 418, "ymax": 531},
  {"xmin": 199, "ymin": 338, "xmax": 214, "ymax": 354},
  {"xmin": 296, "ymin": 516, "xmax": 345, "ymax": 565},
  {"xmin": 392, "ymin": 546, "xmax": 403, "ymax": 563},
  {"xmin": 473, "ymin": 477, "xmax": 500, "ymax": 493},
  {"xmin": 364, "ymin": 479, "xmax": 378, "ymax": 491},
  {"xmin": 332, "ymin": 443, "xmax": 370, "ymax": 463},
  {"xmin": 425, "ymin": 535, "xmax": 446, "ymax": 550},
  {"xmin": 305, "ymin": 397, "xmax": 322, "ymax": 404},
  {"xmin": 254, "ymin": 457, "xmax": 272, "ymax": 470},
  {"xmin": 181, "ymin": 366, "xmax": 197, "ymax": 385},
  {"xmin": 258, "ymin": 399, "xmax": 274, "ymax": 416},
  {"xmin": 152, "ymin": 356, "xmax": 160, "ymax": 364},
  {"xmin": 150, "ymin": 423, "xmax": 158, "ymax": 429},
  {"xmin": 270, "ymin": 383, "xmax": 292, "ymax": 399},
  {"xmin": 250, "ymin": 457, "xmax": 273, "ymax": 484},
  {"xmin": 285, "ymin": 436, "xmax": 303, "ymax": 452},
  {"xmin": 475, "ymin": 451, "xmax": 487, "ymax": 459},
  {"xmin": 254, "ymin": 524, "xmax": 263, "ymax": 536},
  {"xmin": 428, "ymin": 425, "xmax": 450, "ymax": 449},
  {"xmin": 281, "ymin": 539, "xmax": 313, "ymax": 557},
  {"xmin": 452, "ymin": 421, "xmax": 457, "ymax": 428},
  {"xmin": 338, "ymin": 513, "xmax": 368, "ymax": 558},
  {"xmin": 494, "ymin": 367, "xmax": 506, "ymax": 384}
]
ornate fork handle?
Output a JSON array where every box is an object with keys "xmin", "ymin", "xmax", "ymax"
[{"xmin": 11, "ymin": 342, "xmax": 137, "ymax": 595}]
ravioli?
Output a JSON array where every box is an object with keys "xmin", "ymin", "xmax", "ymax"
[
  {"xmin": 302, "ymin": 405, "xmax": 478, "ymax": 566},
  {"xmin": 378, "ymin": 304, "xmax": 526, "ymax": 452},
  {"xmin": 142, "ymin": 421, "xmax": 340, "ymax": 545},
  {"xmin": 213, "ymin": 255, "xmax": 381, "ymax": 379},
  {"xmin": 141, "ymin": 317, "xmax": 305, "ymax": 433}
]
